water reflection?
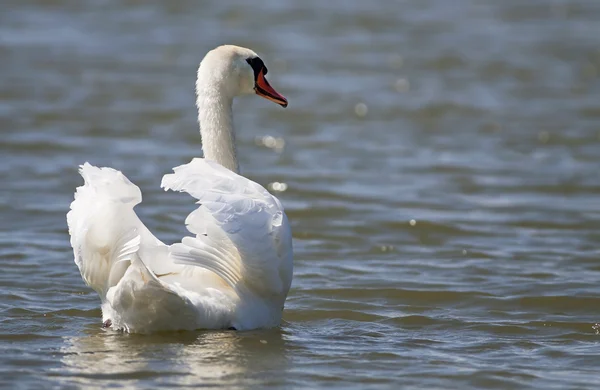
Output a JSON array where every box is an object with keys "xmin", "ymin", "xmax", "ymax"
[{"xmin": 58, "ymin": 325, "xmax": 291, "ymax": 388}]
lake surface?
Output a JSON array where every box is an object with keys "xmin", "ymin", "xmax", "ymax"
[{"xmin": 2, "ymin": 0, "xmax": 600, "ymax": 388}]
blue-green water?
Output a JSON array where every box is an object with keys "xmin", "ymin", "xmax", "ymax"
[{"xmin": 2, "ymin": 0, "xmax": 600, "ymax": 388}]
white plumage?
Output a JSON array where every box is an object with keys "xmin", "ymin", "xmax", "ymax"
[{"xmin": 67, "ymin": 45, "xmax": 293, "ymax": 333}]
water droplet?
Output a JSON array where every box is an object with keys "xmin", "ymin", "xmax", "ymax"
[
  {"xmin": 264, "ymin": 135, "xmax": 277, "ymax": 148},
  {"xmin": 268, "ymin": 182, "xmax": 288, "ymax": 192},
  {"xmin": 409, "ymin": 219, "xmax": 416, "ymax": 226},
  {"xmin": 354, "ymin": 103, "xmax": 368, "ymax": 117},
  {"xmin": 255, "ymin": 135, "xmax": 286, "ymax": 153},
  {"xmin": 380, "ymin": 245, "xmax": 394, "ymax": 252},
  {"xmin": 394, "ymin": 78, "xmax": 410, "ymax": 93}
]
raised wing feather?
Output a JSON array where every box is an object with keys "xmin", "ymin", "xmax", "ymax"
[
  {"xmin": 67, "ymin": 164, "xmax": 141, "ymax": 297},
  {"xmin": 67, "ymin": 163, "xmax": 163, "ymax": 299},
  {"xmin": 161, "ymin": 158, "xmax": 293, "ymax": 298}
]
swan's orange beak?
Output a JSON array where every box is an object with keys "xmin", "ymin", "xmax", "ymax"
[{"xmin": 255, "ymin": 69, "xmax": 288, "ymax": 108}]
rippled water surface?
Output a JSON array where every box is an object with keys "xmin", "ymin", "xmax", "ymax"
[{"xmin": 2, "ymin": 0, "xmax": 600, "ymax": 388}]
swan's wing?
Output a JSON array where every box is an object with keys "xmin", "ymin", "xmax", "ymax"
[
  {"xmin": 161, "ymin": 158, "xmax": 293, "ymax": 298},
  {"xmin": 67, "ymin": 163, "xmax": 163, "ymax": 299}
]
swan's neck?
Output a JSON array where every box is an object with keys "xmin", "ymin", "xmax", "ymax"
[{"xmin": 196, "ymin": 90, "xmax": 239, "ymax": 173}]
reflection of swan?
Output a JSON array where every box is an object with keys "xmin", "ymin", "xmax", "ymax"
[
  {"xmin": 58, "ymin": 326, "xmax": 290, "ymax": 387},
  {"xmin": 67, "ymin": 45, "xmax": 293, "ymax": 333}
]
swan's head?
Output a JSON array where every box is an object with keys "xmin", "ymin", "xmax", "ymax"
[{"xmin": 197, "ymin": 45, "xmax": 288, "ymax": 107}]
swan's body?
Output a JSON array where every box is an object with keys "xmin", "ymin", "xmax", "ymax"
[{"xmin": 67, "ymin": 45, "xmax": 292, "ymax": 333}]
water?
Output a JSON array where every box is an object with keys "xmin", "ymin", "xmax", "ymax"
[{"xmin": 2, "ymin": 0, "xmax": 600, "ymax": 388}]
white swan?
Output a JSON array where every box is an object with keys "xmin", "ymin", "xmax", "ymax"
[{"xmin": 67, "ymin": 45, "xmax": 293, "ymax": 333}]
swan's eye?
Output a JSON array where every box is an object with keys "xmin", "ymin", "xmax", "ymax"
[{"xmin": 246, "ymin": 57, "xmax": 267, "ymax": 80}]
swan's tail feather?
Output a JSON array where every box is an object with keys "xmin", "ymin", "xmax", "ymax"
[{"xmin": 67, "ymin": 163, "xmax": 144, "ymax": 299}]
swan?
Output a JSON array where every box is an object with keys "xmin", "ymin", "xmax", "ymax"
[{"xmin": 67, "ymin": 45, "xmax": 293, "ymax": 333}]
